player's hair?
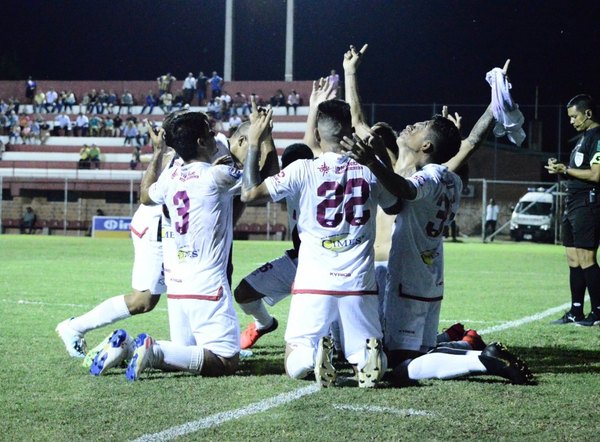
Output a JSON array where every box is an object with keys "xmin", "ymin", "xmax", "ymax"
[
  {"xmin": 317, "ymin": 99, "xmax": 352, "ymax": 141},
  {"xmin": 281, "ymin": 143, "xmax": 314, "ymax": 168},
  {"xmin": 426, "ymin": 115, "xmax": 462, "ymax": 164},
  {"xmin": 372, "ymin": 121, "xmax": 398, "ymax": 160},
  {"xmin": 230, "ymin": 120, "xmax": 250, "ymax": 141},
  {"xmin": 567, "ymin": 94, "xmax": 597, "ymax": 120},
  {"xmin": 164, "ymin": 112, "xmax": 211, "ymax": 161}
]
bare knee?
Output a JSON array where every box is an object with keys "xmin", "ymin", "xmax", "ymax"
[{"xmin": 124, "ymin": 290, "xmax": 160, "ymax": 315}]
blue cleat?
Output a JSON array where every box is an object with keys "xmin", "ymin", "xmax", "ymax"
[
  {"xmin": 89, "ymin": 329, "xmax": 132, "ymax": 376},
  {"xmin": 125, "ymin": 333, "xmax": 155, "ymax": 382}
]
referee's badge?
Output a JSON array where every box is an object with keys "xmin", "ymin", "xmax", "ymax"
[{"xmin": 574, "ymin": 151, "xmax": 584, "ymax": 167}]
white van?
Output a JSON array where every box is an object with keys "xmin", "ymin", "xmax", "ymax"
[{"xmin": 509, "ymin": 188, "xmax": 556, "ymax": 243}]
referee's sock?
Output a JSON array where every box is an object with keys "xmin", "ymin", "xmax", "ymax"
[
  {"xmin": 584, "ymin": 264, "xmax": 600, "ymax": 313},
  {"xmin": 570, "ymin": 266, "xmax": 586, "ymax": 316}
]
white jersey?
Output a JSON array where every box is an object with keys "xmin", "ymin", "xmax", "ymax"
[
  {"xmin": 387, "ymin": 163, "xmax": 462, "ymax": 299},
  {"xmin": 130, "ymin": 203, "xmax": 162, "ymax": 239},
  {"xmin": 149, "ymin": 161, "xmax": 242, "ymax": 296},
  {"xmin": 265, "ymin": 152, "xmax": 397, "ymax": 295}
]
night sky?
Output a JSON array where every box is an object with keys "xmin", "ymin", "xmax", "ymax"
[{"xmin": 2, "ymin": 0, "xmax": 598, "ymax": 108}]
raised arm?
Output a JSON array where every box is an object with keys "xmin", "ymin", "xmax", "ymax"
[
  {"xmin": 343, "ymin": 44, "xmax": 370, "ymax": 137},
  {"xmin": 443, "ymin": 59, "xmax": 511, "ymax": 173},
  {"xmin": 140, "ymin": 125, "xmax": 173, "ymax": 205},
  {"xmin": 303, "ymin": 77, "xmax": 336, "ymax": 155}
]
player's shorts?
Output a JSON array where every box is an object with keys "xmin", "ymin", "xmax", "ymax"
[
  {"xmin": 285, "ymin": 293, "xmax": 382, "ymax": 367},
  {"xmin": 562, "ymin": 200, "xmax": 600, "ymax": 249},
  {"xmin": 383, "ymin": 282, "xmax": 441, "ymax": 353},
  {"xmin": 131, "ymin": 217, "xmax": 165, "ymax": 295},
  {"xmin": 244, "ymin": 250, "xmax": 297, "ymax": 305},
  {"xmin": 166, "ymin": 287, "xmax": 240, "ymax": 358}
]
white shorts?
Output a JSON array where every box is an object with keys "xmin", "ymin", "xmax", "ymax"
[
  {"xmin": 285, "ymin": 293, "xmax": 382, "ymax": 366},
  {"xmin": 244, "ymin": 250, "xmax": 297, "ymax": 306},
  {"xmin": 131, "ymin": 218, "xmax": 165, "ymax": 295},
  {"xmin": 167, "ymin": 288, "xmax": 240, "ymax": 358},
  {"xmin": 383, "ymin": 282, "xmax": 441, "ymax": 353}
]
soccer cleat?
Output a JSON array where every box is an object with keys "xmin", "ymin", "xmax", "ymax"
[
  {"xmin": 314, "ymin": 336, "xmax": 337, "ymax": 388},
  {"xmin": 240, "ymin": 317, "xmax": 279, "ymax": 349},
  {"xmin": 89, "ymin": 329, "xmax": 133, "ymax": 376},
  {"xmin": 55, "ymin": 318, "xmax": 87, "ymax": 358},
  {"xmin": 125, "ymin": 333, "xmax": 155, "ymax": 382},
  {"xmin": 444, "ymin": 323, "xmax": 466, "ymax": 341},
  {"xmin": 461, "ymin": 329, "xmax": 486, "ymax": 351},
  {"xmin": 479, "ymin": 342, "xmax": 534, "ymax": 385},
  {"xmin": 576, "ymin": 312, "xmax": 600, "ymax": 327},
  {"xmin": 551, "ymin": 311, "xmax": 584, "ymax": 324},
  {"xmin": 358, "ymin": 338, "xmax": 384, "ymax": 388}
]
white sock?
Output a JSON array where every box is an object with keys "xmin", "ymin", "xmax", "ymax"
[
  {"xmin": 70, "ymin": 295, "xmax": 131, "ymax": 334},
  {"xmin": 239, "ymin": 299, "xmax": 273, "ymax": 330},
  {"xmin": 407, "ymin": 350, "xmax": 485, "ymax": 380},
  {"xmin": 285, "ymin": 346, "xmax": 315, "ymax": 379},
  {"xmin": 155, "ymin": 340, "xmax": 205, "ymax": 374}
]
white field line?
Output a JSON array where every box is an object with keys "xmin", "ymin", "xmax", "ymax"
[
  {"xmin": 130, "ymin": 384, "xmax": 320, "ymax": 442},
  {"xmin": 479, "ymin": 302, "xmax": 571, "ymax": 335},
  {"xmin": 0, "ymin": 298, "xmax": 169, "ymax": 312},
  {"xmin": 333, "ymin": 404, "xmax": 434, "ymax": 417}
]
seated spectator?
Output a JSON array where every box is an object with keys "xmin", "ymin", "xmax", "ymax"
[
  {"xmin": 122, "ymin": 120, "xmax": 140, "ymax": 146},
  {"xmin": 80, "ymin": 93, "xmax": 91, "ymax": 113},
  {"xmin": 87, "ymin": 89, "xmax": 99, "ymax": 114},
  {"xmin": 21, "ymin": 121, "xmax": 34, "ymax": 144},
  {"xmin": 34, "ymin": 91, "xmax": 46, "ymax": 114},
  {"xmin": 20, "ymin": 207, "xmax": 37, "ymax": 234},
  {"xmin": 39, "ymin": 120, "xmax": 51, "ymax": 144},
  {"xmin": 220, "ymin": 90, "xmax": 232, "ymax": 117},
  {"xmin": 206, "ymin": 98, "xmax": 221, "ymax": 120},
  {"xmin": 95, "ymin": 89, "xmax": 108, "ymax": 114},
  {"xmin": 75, "ymin": 112, "xmax": 89, "ymax": 136},
  {"xmin": 89, "ymin": 144, "xmax": 101, "ymax": 169},
  {"xmin": 8, "ymin": 124, "xmax": 22, "ymax": 144},
  {"xmin": 228, "ymin": 113, "xmax": 242, "ymax": 137},
  {"xmin": 88, "ymin": 115, "xmax": 102, "ymax": 136},
  {"xmin": 64, "ymin": 91, "xmax": 77, "ymax": 113},
  {"xmin": 232, "ymin": 92, "xmax": 249, "ymax": 116},
  {"xmin": 54, "ymin": 113, "xmax": 72, "ymax": 136},
  {"xmin": 113, "ymin": 115, "xmax": 123, "ymax": 135},
  {"xmin": 270, "ymin": 89, "xmax": 285, "ymax": 107},
  {"xmin": 44, "ymin": 89, "xmax": 58, "ymax": 113},
  {"xmin": 286, "ymin": 90, "xmax": 301, "ymax": 115},
  {"xmin": 159, "ymin": 92, "xmax": 173, "ymax": 114},
  {"xmin": 172, "ymin": 90, "xmax": 185, "ymax": 110},
  {"xmin": 78, "ymin": 144, "xmax": 91, "ymax": 169},
  {"xmin": 106, "ymin": 91, "xmax": 118, "ymax": 115},
  {"xmin": 137, "ymin": 120, "xmax": 150, "ymax": 146},
  {"xmin": 29, "ymin": 119, "xmax": 41, "ymax": 144},
  {"xmin": 140, "ymin": 90, "xmax": 157, "ymax": 115},
  {"xmin": 103, "ymin": 116, "xmax": 115, "ymax": 137},
  {"xmin": 120, "ymin": 90, "xmax": 133, "ymax": 115},
  {"xmin": 129, "ymin": 147, "xmax": 140, "ymax": 170}
]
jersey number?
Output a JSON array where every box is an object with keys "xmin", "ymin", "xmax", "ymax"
[
  {"xmin": 316, "ymin": 178, "xmax": 370, "ymax": 228},
  {"xmin": 173, "ymin": 190, "xmax": 190, "ymax": 234},
  {"xmin": 426, "ymin": 194, "xmax": 454, "ymax": 237}
]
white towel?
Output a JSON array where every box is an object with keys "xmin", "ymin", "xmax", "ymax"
[{"xmin": 485, "ymin": 67, "xmax": 526, "ymax": 147}]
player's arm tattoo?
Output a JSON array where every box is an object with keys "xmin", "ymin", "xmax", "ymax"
[
  {"xmin": 242, "ymin": 145, "xmax": 261, "ymax": 192},
  {"xmin": 466, "ymin": 105, "xmax": 493, "ymax": 147}
]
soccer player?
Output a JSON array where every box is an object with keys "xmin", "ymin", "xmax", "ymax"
[
  {"xmin": 120, "ymin": 111, "xmax": 243, "ymax": 381},
  {"xmin": 343, "ymin": 50, "xmax": 532, "ymax": 384},
  {"xmin": 241, "ymin": 99, "xmax": 398, "ymax": 388},
  {"xmin": 546, "ymin": 94, "xmax": 600, "ymax": 326}
]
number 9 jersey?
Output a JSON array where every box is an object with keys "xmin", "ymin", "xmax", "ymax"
[{"xmin": 264, "ymin": 152, "xmax": 397, "ymax": 295}]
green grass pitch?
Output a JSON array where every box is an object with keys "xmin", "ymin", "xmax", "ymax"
[{"xmin": 1, "ymin": 235, "xmax": 599, "ymax": 441}]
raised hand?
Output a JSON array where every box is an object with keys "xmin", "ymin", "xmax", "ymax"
[
  {"xmin": 343, "ymin": 44, "xmax": 368, "ymax": 75},
  {"xmin": 442, "ymin": 105, "xmax": 462, "ymax": 130},
  {"xmin": 146, "ymin": 120, "xmax": 166, "ymax": 153},
  {"xmin": 309, "ymin": 77, "xmax": 336, "ymax": 106}
]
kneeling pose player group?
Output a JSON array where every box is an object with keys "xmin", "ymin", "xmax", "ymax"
[{"xmin": 57, "ymin": 44, "xmax": 534, "ymax": 387}]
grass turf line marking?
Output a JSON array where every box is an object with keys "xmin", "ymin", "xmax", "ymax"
[
  {"xmin": 130, "ymin": 384, "xmax": 320, "ymax": 442},
  {"xmin": 333, "ymin": 404, "xmax": 434, "ymax": 417},
  {"xmin": 479, "ymin": 302, "xmax": 571, "ymax": 335}
]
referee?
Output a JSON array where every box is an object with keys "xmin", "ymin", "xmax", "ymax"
[{"xmin": 546, "ymin": 94, "xmax": 600, "ymax": 326}]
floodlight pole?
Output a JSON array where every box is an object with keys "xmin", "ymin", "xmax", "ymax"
[
  {"xmin": 224, "ymin": 0, "xmax": 234, "ymax": 81},
  {"xmin": 284, "ymin": 0, "xmax": 294, "ymax": 81}
]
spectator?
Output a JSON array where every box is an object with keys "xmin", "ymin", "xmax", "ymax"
[
  {"xmin": 113, "ymin": 114, "xmax": 123, "ymax": 135},
  {"xmin": 64, "ymin": 91, "xmax": 77, "ymax": 113},
  {"xmin": 29, "ymin": 119, "xmax": 41, "ymax": 144},
  {"xmin": 159, "ymin": 92, "xmax": 173, "ymax": 114},
  {"xmin": 228, "ymin": 113, "xmax": 242, "ymax": 137},
  {"xmin": 172, "ymin": 90, "xmax": 185, "ymax": 110},
  {"xmin": 89, "ymin": 144, "xmax": 101, "ymax": 169},
  {"xmin": 182, "ymin": 72, "xmax": 197, "ymax": 105},
  {"xmin": 327, "ymin": 69, "xmax": 340, "ymax": 96},
  {"xmin": 270, "ymin": 89, "xmax": 285, "ymax": 107},
  {"xmin": 286, "ymin": 90, "xmax": 301, "ymax": 115},
  {"xmin": 78, "ymin": 144, "xmax": 91, "ymax": 169},
  {"xmin": 25, "ymin": 77, "xmax": 37, "ymax": 104},
  {"xmin": 39, "ymin": 119, "xmax": 51, "ymax": 144},
  {"xmin": 196, "ymin": 71, "xmax": 208, "ymax": 105},
  {"xmin": 86, "ymin": 208, "xmax": 105, "ymax": 236},
  {"xmin": 75, "ymin": 112, "xmax": 89, "ymax": 136},
  {"xmin": 103, "ymin": 115, "xmax": 115, "ymax": 137},
  {"xmin": 140, "ymin": 90, "xmax": 156, "ymax": 115},
  {"xmin": 45, "ymin": 89, "xmax": 58, "ymax": 113},
  {"xmin": 80, "ymin": 93, "xmax": 91, "ymax": 114},
  {"xmin": 206, "ymin": 98, "xmax": 221, "ymax": 120},
  {"xmin": 122, "ymin": 120, "xmax": 140, "ymax": 146},
  {"xmin": 231, "ymin": 91, "xmax": 249, "ymax": 116},
  {"xmin": 95, "ymin": 89, "xmax": 108, "ymax": 114},
  {"xmin": 87, "ymin": 89, "xmax": 99, "ymax": 114},
  {"xmin": 106, "ymin": 91, "xmax": 118, "ymax": 115},
  {"xmin": 119, "ymin": 90, "xmax": 133, "ymax": 115},
  {"xmin": 8, "ymin": 124, "xmax": 22, "ymax": 144},
  {"xmin": 249, "ymin": 92, "xmax": 262, "ymax": 107},
  {"xmin": 137, "ymin": 120, "xmax": 150, "ymax": 146},
  {"xmin": 129, "ymin": 147, "xmax": 140, "ymax": 170},
  {"xmin": 20, "ymin": 207, "xmax": 37, "ymax": 234},
  {"xmin": 157, "ymin": 72, "xmax": 176, "ymax": 96},
  {"xmin": 209, "ymin": 71, "xmax": 223, "ymax": 98},
  {"xmin": 88, "ymin": 115, "xmax": 102, "ymax": 136},
  {"xmin": 33, "ymin": 90, "xmax": 46, "ymax": 114},
  {"xmin": 485, "ymin": 198, "xmax": 500, "ymax": 241}
]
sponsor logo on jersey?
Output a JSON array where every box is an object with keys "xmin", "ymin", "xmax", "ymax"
[
  {"xmin": 330, "ymin": 271, "xmax": 351, "ymax": 277},
  {"xmin": 321, "ymin": 233, "xmax": 364, "ymax": 252},
  {"xmin": 177, "ymin": 248, "xmax": 199, "ymax": 260},
  {"xmin": 229, "ymin": 167, "xmax": 242, "ymax": 179},
  {"xmin": 420, "ymin": 248, "xmax": 439, "ymax": 265},
  {"xmin": 318, "ymin": 162, "xmax": 331, "ymax": 175}
]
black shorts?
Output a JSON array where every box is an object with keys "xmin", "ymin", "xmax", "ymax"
[{"xmin": 562, "ymin": 201, "xmax": 600, "ymax": 249}]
